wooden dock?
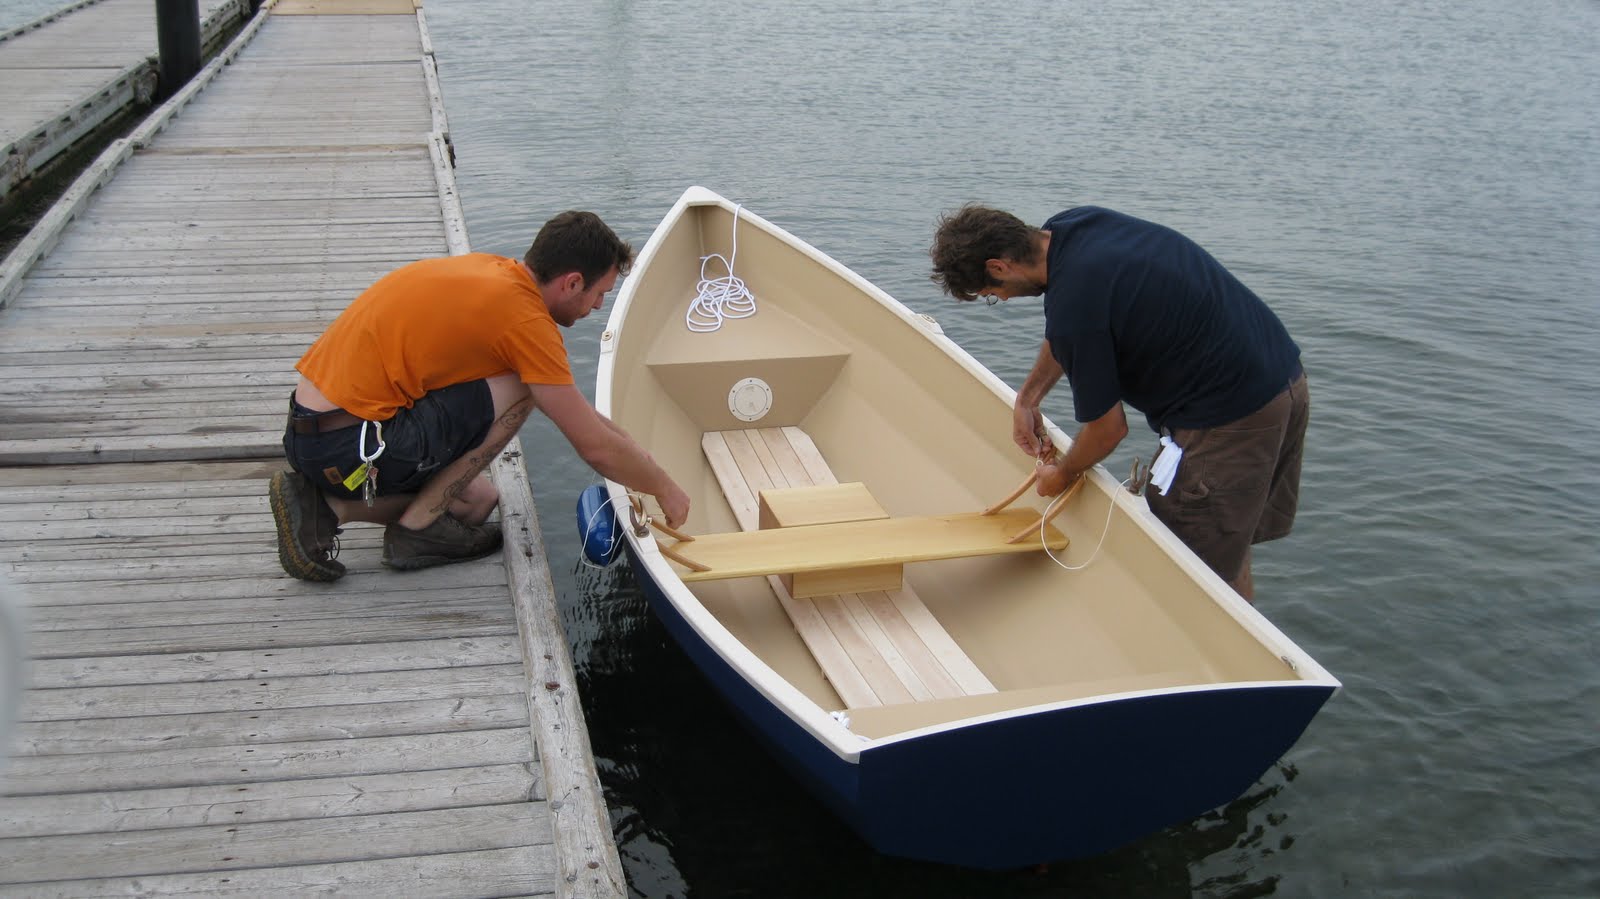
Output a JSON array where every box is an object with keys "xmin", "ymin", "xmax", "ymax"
[
  {"xmin": 0, "ymin": 1, "xmax": 624, "ymax": 895},
  {"xmin": 0, "ymin": 0, "xmax": 250, "ymax": 204}
]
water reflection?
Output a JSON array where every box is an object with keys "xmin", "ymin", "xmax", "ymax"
[{"xmin": 571, "ymin": 559, "xmax": 1299, "ymax": 898}]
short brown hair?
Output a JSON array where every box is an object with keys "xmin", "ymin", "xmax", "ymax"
[
  {"xmin": 525, "ymin": 211, "xmax": 634, "ymax": 285},
  {"xmin": 929, "ymin": 204, "xmax": 1041, "ymax": 301}
]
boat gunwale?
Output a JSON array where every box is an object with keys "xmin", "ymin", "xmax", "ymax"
[
  {"xmin": 848, "ymin": 678, "xmax": 1338, "ymax": 751},
  {"xmin": 596, "ymin": 185, "xmax": 1339, "ymax": 763}
]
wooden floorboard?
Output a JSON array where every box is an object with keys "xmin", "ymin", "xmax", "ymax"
[{"xmin": 0, "ymin": 1, "xmax": 618, "ymax": 892}]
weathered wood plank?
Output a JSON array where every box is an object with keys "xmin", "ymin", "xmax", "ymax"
[
  {"xmin": 0, "ymin": 846, "xmax": 555, "ymax": 898},
  {"xmin": 0, "ymin": 522, "xmax": 382, "ymax": 556},
  {"xmin": 0, "ymin": 460, "xmax": 278, "ymax": 488},
  {"xmin": 19, "ymin": 664, "xmax": 526, "ymax": 720},
  {"xmin": 0, "ymin": 803, "xmax": 552, "ymax": 884},
  {"xmin": 0, "ymin": 764, "xmax": 539, "ymax": 838},
  {"xmin": 25, "ymin": 635, "xmax": 521, "ymax": 687},
  {"xmin": 22, "ymin": 590, "xmax": 512, "ymax": 632},
  {"xmin": 0, "ymin": 432, "xmax": 282, "ymax": 466},
  {"xmin": 8, "ymin": 511, "xmax": 308, "ymax": 541},
  {"xmin": 0, "ymin": 477, "xmax": 284, "ymax": 504},
  {"xmin": 0, "ymin": 491, "xmax": 291, "ymax": 525},
  {"xmin": 11, "ymin": 559, "xmax": 501, "ymax": 602},
  {"xmin": 5, "ymin": 554, "xmax": 311, "ymax": 584},
  {"xmin": 14, "ymin": 693, "xmax": 530, "ymax": 755},
  {"xmin": 24, "ymin": 611, "xmax": 517, "ymax": 657},
  {"xmin": 492, "ymin": 442, "xmax": 626, "ymax": 896},
  {"xmin": 2, "ymin": 728, "xmax": 535, "ymax": 795}
]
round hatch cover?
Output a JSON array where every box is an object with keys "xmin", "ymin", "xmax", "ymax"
[{"xmin": 728, "ymin": 377, "xmax": 773, "ymax": 422}]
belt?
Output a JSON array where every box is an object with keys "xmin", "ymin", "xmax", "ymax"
[{"xmin": 290, "ymin": 408, "xmax": 364, "ymax": 435}]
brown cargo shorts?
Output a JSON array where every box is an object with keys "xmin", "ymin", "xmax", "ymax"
[{"xmin": 1144, "ymin": 370, "xmax": 1309, "ymax": 597}]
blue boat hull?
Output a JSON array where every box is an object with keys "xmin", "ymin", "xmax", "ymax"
[{"xmin": 627, "ymin": 543, "xmax": 1334, "ymax": 869}]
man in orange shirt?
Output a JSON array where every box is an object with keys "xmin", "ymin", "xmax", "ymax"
[{"xmin": 271, "ymin": 211, "xmax": 690, "ymax": 582}]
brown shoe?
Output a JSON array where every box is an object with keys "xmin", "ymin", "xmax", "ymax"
[
  {"xmin": 269, "ymin": 470, "xmax": 345, "ymax": 582},
  {"xmin": 382, "ymin": 514, "xmax": 503, "ymax": 571}
]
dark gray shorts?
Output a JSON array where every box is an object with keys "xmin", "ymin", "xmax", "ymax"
[
  {"xmin": 1144, "ymin": 370, "xmax": 1310, "ymax": 590},
  {"xmin": 282, "ymin": 379, "xmax": 495, "ymax": 500}
]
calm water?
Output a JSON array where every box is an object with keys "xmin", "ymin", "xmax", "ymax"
[
  {"xmin": 419, "ymin": 0, "xmax": 1600, "ymax": 895},
  {"xmin": 0, "ymin": 0, "xmax": 65, "ymax": 29}
]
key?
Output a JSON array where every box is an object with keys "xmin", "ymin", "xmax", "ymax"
[{"xmin": 363, "ymin": 464, "xmax": 379, "ymax": 507}]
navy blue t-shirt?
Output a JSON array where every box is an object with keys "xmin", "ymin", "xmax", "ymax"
[{"xmin": 1042, "ymin": 206, "xmax": 1300, "ymax": 433}]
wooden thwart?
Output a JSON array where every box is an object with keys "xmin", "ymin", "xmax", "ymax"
[{"xmin": 672, "ymin": 508, "xmax": 1069, "ymax": 583}]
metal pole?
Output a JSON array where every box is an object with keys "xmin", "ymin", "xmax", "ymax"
[{"xmin": 154, "ymin": 0, "xmax": 202, "ymax": 100}]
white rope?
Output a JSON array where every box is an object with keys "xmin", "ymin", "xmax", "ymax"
[
  {"xmin": 685, "ymin": 205, "xmax": 757, "ymax": 332},
  {"xmin": 1041, "ymin": 477, "xmax": 1132, "ymax": 572}
]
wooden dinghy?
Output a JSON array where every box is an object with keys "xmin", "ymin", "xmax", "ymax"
[{"xmin": 592, "ymin": 186, "xmax": 1338, "ymax": 868}]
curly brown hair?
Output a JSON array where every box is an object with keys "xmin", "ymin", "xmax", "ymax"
[
  {"xmin": 525, "ymin": 211, "xmax": 634, "ymax": 286},
  {"xmin": 929, "ymin": 204, "xmax": 1042, "ymax": 301}
]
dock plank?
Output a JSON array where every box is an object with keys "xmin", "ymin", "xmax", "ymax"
[
  {"xmin": 3, "ymin": 728, "xmax": 535, "ymax": 795},
  {"xmin": 18, "ymin": 663, "xmax": 526, "ymax": 720},
  {"xmin": 0, "ymin": 846, "xmax": 556, "ymax": 898},
  {"xmin": 0, "ymin": 764, "xmax": 540, "ymax": 837},
  {"xmin": 24, "ymin": 635, "xmax": 522, "ymax": 687},
  {"xmin": 0, "ymin": 803, "xmax": 552, "ymax": 884},
  {"xmin": 13, "ymin": 693, "xmax": 531, "ymax": 755}
]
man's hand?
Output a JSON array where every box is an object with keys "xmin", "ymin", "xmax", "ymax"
[
  {"xmin": 1013, "ymin": 399, "xmax": 1046, "ymax": 456},
  {"xmin": 1034, "ymin": 460, "xmax": 1081, "ymax": 498},
  {"xmin": 655, "ymin": 482, "xmax": 691, "ymax": 530}
]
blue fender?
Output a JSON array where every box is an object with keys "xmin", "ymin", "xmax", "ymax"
[{"xmin": 576, "ymin": 484, "xmax": 623, "ymax": 566}]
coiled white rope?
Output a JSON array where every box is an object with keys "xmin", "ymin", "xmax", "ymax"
[
  {"xmin": 1041, "ymin": 477, "xmax": 1132, "ymax": 572},
  {"xmin": 685, "ymin": 205, "xmax": 757, "ymax": 332}
]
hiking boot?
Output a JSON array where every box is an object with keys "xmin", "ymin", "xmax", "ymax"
[
  {"xmin": 382, "ymin": 514, "xmax": 503, "ymax": 571},
  {"xmin": 269, "ymin": 469, "xmax": 345, "ymax": 582}
]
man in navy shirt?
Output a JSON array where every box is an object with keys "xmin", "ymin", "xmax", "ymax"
[{"xmin": 930, "ymin": 204, "xmax": 1309, "ymax": 600}]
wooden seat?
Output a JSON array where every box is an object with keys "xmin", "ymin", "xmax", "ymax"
[
  {"xmin": 700, "ymin": 428, "xmax": 997, "ymax": 709},
  {"xmin": 672, "ymin": 505, "xmax": 1068, "ymax": 586}
]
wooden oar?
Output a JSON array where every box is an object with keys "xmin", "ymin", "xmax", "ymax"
[
  {"xmin": 982, "ymin": 469, "xmax": 1038, "ymax": 516},
  {"xmin": 984, "ymin": 429, "xmax": 1062, "ymax": 518},
  {"xmin": 629, "ymin": 493, "xmax": 710, "ymax": 570},
  {"xmin": 649, "ymin": 517, "xmax": 694, "ymax": 543},
  {"xmin": 1005, "ymin": 476, "xmax": 1084, "ymax": 544}
]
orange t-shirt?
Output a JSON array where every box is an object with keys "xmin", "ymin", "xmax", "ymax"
[{"xmin": 297, "ymin": 253, "xmax": 572, "ymax": 420}]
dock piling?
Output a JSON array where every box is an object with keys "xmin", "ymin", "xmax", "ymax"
[{"xmin": 154, "ymin": 0, "xmax": 202, "ymax": 98}]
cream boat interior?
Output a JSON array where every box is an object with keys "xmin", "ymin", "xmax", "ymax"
[{"xmin": 603, "ymin": 195, "xmax": 1316, "ymax": 741}]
